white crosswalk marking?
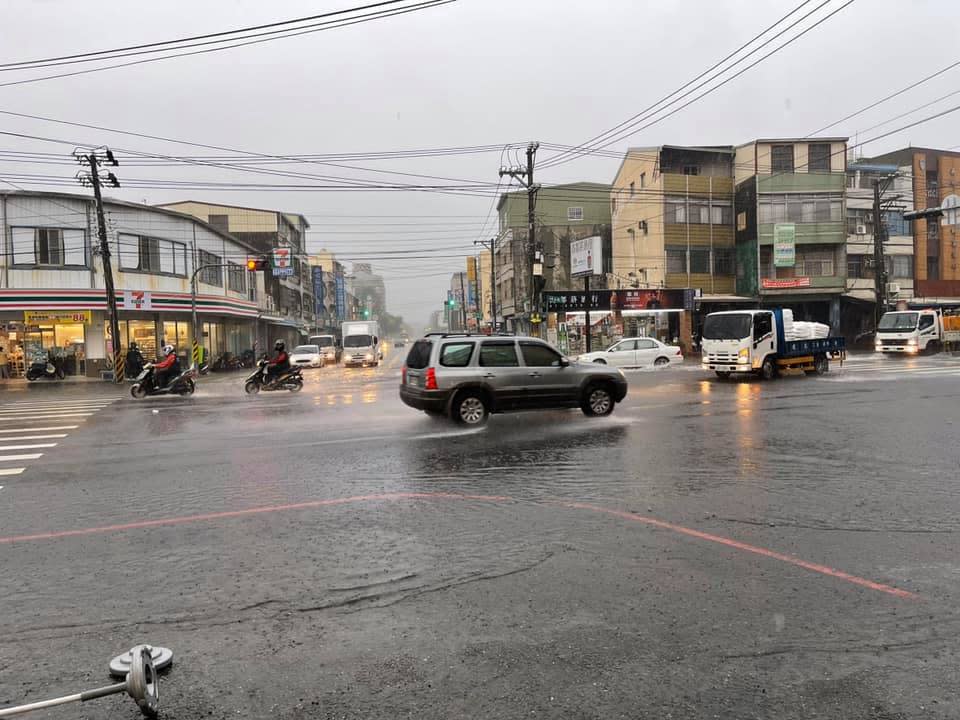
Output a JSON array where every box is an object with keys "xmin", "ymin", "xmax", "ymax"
[
  {"xmin": 0, "ymin": 453, "xmax": 43, "ymax": 462},
  {"xmin": 0, "ymin": 396, "xmax": 118, "ymax": 479}
]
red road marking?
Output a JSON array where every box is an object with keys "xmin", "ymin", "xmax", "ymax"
[{"xmin": 0, "ymin": 492, "xmax": 917, "ymax": 599}]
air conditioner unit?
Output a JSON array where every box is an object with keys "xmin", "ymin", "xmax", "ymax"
[
  {"xmin": 855, "ymin": 224, "xmax": 867, "ymax": 235},
  {"xmin": 886, "ymin": 282, "xmax": 900, "ymax": 296}
]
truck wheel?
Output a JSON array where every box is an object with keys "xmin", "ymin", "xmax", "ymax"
[
  {"xmin": 715, "ymin": 371, "xmax": 731, "ymax": 380},
  {"xmin": 813, "ymin": 355, "xmax": 829, "ymax": 375},
  {"xmin": 760, "ymin": 357, "xmax": 776, "ymax": 381}
]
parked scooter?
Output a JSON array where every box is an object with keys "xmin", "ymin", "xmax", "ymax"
[
  {"xmin": 244, "ymin": 360, "xmax": 303, "ymax": 394},
  {"xmin": 130, "ymin": 363, "xmax": 196, "ymax": 399},
  {"xmin": 26, "ymin": 357, "xmax": 65, "ymax": 381}
]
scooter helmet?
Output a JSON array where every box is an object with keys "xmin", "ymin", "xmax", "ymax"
[
  {"xmin": 274, "ymin": 340, "xmax": 285, "ymax": 351},
  {"xmin": 162, "ymin": 344, "xmax": 175, "ymax": 356}
]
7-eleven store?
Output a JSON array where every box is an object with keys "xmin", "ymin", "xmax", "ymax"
[{"xmin": 0, "ymin": 289, "xmax": 259, "ymax": 379}]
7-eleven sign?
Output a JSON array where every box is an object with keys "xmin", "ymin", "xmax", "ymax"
[{"xmin": 272, "ymin": 247, "xmax": 294, "ymax": 277}]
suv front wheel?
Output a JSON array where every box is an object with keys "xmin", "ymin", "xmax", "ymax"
[
  {"xmin": 452, "ymin": 390, "xmax": 489, "ymax": 426},
  {"xmin": 581, "ymin": 383, "xmax": 615, "ymax": 417}
]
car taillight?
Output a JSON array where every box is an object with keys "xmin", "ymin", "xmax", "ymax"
[
  {"xmin": 425, "ymin": 367, "xmax": 438, "ymax": 390},
  {"xmin": 401, "ymin": 366, "xmax": 407, "ymax": 384}
]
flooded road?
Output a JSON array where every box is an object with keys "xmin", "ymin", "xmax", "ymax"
[{"xmin": 2, "ymin": 349, "xmax": 960, "ymax": 718}]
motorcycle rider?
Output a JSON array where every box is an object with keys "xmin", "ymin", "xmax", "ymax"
[
  {"xmin": 153, "ymin": 344, "xmax": 181, "ymax": 389},
  {"xmin": 265, "ymin": 340, "xmax": 290, "ymax": 386}
]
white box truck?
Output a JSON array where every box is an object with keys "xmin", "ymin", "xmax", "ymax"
[
  {"xmin": 341, "ymin": 321, "xmax": 381, "ymax": 367},
  {"xmin": 875, "ymin": 309, "xmax": 955, "ymax": 354}
]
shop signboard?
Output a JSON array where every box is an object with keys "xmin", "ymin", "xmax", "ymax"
[
  {"xmin": 23, "ymin": 310, "xmax": 92, "ymax": 324},
  {"xmin": 545, "ymin": 289, "xmax": 689, "ymax": 312},
  {"xmin": 122, "ymin": 290, "xmax": 152, "ymax": 311},
  {"xmin": 570, "ymin": 236, "xmax": 603, "ymax": 277},
  {"xmin": 334, "ymin": 272, "xmax": 346, "ymax": 320},
  {"xmin": 544, "ymin": 290, "xmax": 611, "ymax": 312},
  {"xmin": 761, "ymin": 277, "xmax": 811, "ymax": 289},
  {"xmin": 465, "ymin": 257, "xmax": 478, "ymax": 313},
  {"xmin": 312, "ymin": 266, "xmax": 325, "ymax": 317},
  {"xmin": 773, "ymin": 223, "xmax": 796, "ymax": 267},
  {"xmin": 272, "ymin": 247, "xmax": 294, "ymax": 277}
]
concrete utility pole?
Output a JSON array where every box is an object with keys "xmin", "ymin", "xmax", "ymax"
[
  {"xmin": 872, "ymin": 174, "xmax": 899, "ymax": 329},
  {"xmin": 499, "ymin": 142, "xmax": 540, "ymax": 333},
  {"xmin": 458, "ymin": 272, "xmax": 468, "ymax": 329},
  {"xmin": 76, "ymin": 149, "xmax": 122, "ymax": 382}
]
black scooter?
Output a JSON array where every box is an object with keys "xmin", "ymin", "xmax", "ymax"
[
  {"xmin": 244, "ymin": 360, "xmax": 303, "ymax": 394},
  {"xmin": 130, "ymin": 363, "xmax": 196, "ymax": 399},
  {"xmin": 26, "ymin": 358, "xmax": 65, "ymax": 381}
]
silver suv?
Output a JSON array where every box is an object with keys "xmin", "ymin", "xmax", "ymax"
[{"xmin": 400, "ymin": 334, "xmax": 628, "ymax": 425}]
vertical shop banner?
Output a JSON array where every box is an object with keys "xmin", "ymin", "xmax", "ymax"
[
  {"xmin": 312, "ymin": 266, "xmax": 325, "ymax": 317},
  {"xmin": 773, "ymin": 223, "xmax": 796, "ymax": 267},
  {"xmin": 465, "ymin": 257, "xmax": 478, "ymax": 314},
  {"xmin": 334, "ymin": 272, "xmax": 346, "ymax": 321}
]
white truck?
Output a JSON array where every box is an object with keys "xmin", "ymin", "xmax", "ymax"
[
  {"xmin": 875, "ymin": 309, "xmax": 960, "ymax": 353},
  {"xmin": 341, "ymin": 321, "xmax": 381, "ymax": 367},
  {"xmin": 701, "ymin": 309, "xmax": 845, "ymax": 380}
]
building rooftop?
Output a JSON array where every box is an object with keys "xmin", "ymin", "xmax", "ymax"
[{"xmin": 157, "ymin": 199, "xmax": 310, "ymax": 229}]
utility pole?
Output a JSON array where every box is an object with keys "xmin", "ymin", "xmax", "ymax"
[
  {"xmin": 76, "ymin": 149, "xmax": 121, "ymax": 382},
  {"xmin": 499, "ymin": 142, "xmax": 540, "ymax": 334},
  {"xmin": 872, "ymin": 173, "xmax": 900, "ymax": 329}
]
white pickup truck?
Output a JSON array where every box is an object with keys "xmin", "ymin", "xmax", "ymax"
[{"xmin": 875, "ymin": 309, "xmax": 957, "ymax": 354}]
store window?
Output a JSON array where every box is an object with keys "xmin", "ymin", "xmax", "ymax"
[
  {"xmin": 11, "ymin": 227, "xmax": 86, "ymax": 267},
  {"xmin": 23, "ymin": 323, "xmax": 86, "ymax": 375},
  {"xmin": 162, "ymin": 321, "xmax": 192, "ymax": 356},
  {"xmin": 127, "ymin": 320, "xmax": 158, "ymax": 359},
  {"xmin": 118, "ymin": 234, "xmax": 187, "ymax": 276}
]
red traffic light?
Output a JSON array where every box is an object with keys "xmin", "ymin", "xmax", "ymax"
[{"xmin": 246, "ymin": 257, "xmax": 269, "ymax": 271}]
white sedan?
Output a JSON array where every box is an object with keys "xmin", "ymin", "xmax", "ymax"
[
  {"xmin": 289, "ymin": 344, "xmax": 324, "ymax": 368},
  {"xmin": 578, "ymin": 337, "xmax": 683, "ymax": 368}
]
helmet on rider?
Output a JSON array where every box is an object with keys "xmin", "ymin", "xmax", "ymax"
[
  {"xmin": 162, "ymin": 344, "xmax": 175, "ymax": 356},
  {"xmin": 274, "ymin": 340, "xmax": 285, "ymax": 351}
]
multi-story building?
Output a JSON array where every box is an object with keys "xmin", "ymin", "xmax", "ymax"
[
  {"xmin": 309, "ymin": 250, "xmax": 348, "ymax": 332},
  {"xmin": 0, "ymin": 191, "xmax": 266, "ymax": 378},
  {"xmin": 611, "ymin": 145, "xmax": 737, "ymax": 295},
  {"xmin": 495, "ymin": 182, "xmax": 611, "ymax": 333},
  {"xmin": 734, "ymin": 137, "xmax": 848, "ymax": 328},
  {"xmin": 863, "ymin": 146, "xmax": 960, "ymax": 300},
  {"xmin": 842, "ymin": 162, "xmax": 914, "ymax": 338},
  {"xmin": 157, "ymin": 200, "xmax": 313, "ymax": 347},
  {"xmin": 350, "ymin": 263, "xmax": 386, "ymax": 319}
]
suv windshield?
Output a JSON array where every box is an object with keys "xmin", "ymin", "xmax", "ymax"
[
  {"xmin": 878, "ymin": 312, "xmax": 919, "ymax": 331},
  {"xmin": 344, "ymin": 335, "xmax": 373, "ymax": 348},
  {"xmin": 702, "ymin": 314, "xmax": 752, "ymax": 340}
]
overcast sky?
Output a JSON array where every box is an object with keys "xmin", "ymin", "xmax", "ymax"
[{"xmin": 2, "ymin": 0, "xmax": 958, "ymax": 326}]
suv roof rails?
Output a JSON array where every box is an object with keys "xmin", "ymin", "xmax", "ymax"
[{"xmin": 423, "ymin": 332, "xmax": 485, "ymax": 338}]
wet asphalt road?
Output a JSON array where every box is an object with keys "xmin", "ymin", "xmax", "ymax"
[{"xmin": 2, "ymin": 349, "xmax": 960, "ymax": 719}]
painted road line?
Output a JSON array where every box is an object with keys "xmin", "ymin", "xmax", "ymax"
[
  {"xmin": 0, "ymin": 399, "xmax": 117, "ymax": 406},
  {"xmin": 0, "ymin": 413, "xmax": 93, "ymax": 419},
  {"xmin": 0, "ymin": 468, "xmax": 25, "ymax": 476},
  {"xmin": 0, "ymin": 443, "xmax": 57, "ymax": 451},
  {"xmin": 0, "ymin": 434, "xmax": 67, "ymax": 441},
  {"xmin": 0, "ymin": 397, "xmax": 118, "ymax": 405},
  {"xmin": 0, "ymin": 426, "xmax": 79, "ymax": 434},
  {"xmin": 0, "ymin": 404, "xmax": 115, "ymax": 412},
  {"xmin": 0, "ymin": 453, "xmax": 43, "ymax": 462}
]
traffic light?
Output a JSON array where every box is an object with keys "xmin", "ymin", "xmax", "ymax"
[
  {"xmin": 363, "ymin": 308, "xmax": 371, "ymax": 318},
  {"xmin": 246, "ymin": 257, "xmax": 269, "ymax": 271},
  {"xmin": 447, "ymin": 297, "xmax": 456, "ymax": 308}
]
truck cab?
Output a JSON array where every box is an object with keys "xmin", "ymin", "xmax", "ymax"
[
  {"xmin": 875, "ymin": 310, "xmax": 942, "ymax": 354},
  {"xmin": 701, "ymin": 310, "xmax": 775, "ymax": 378}
]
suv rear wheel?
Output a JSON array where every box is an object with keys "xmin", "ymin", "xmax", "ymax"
[
  {"xmin": 581, "ymin": 382, "xmax": 615, "ymax": 417},
  {"xmin": 452, "ymin": 390, "xmax": 489, "ymax": 426}
]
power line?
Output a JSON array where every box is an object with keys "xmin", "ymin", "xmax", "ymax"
[{"xmin": 0, "ymin": 1, "xmax": 457, "ymax": 88}]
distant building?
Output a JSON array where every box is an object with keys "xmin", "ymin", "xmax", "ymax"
[{"xmin": 351, "ymin": 262, "xmax": 386, "ymax": 319}]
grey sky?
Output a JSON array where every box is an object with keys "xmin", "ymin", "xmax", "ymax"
[{"xmin": 2, "ymin": 0, "xmax": 958, "ymax": 326}]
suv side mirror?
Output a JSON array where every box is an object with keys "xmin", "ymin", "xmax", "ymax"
[{"xmin": 559, "ymin": 357, "xmax": 570, "ymax": 367}]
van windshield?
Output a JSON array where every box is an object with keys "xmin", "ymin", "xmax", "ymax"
[
  {"xmin": 877, "ymin": 312, "xmax": 918, "ymax": 331},
  {"xmin": 702, "ymin": 314, "xmax": 752, "ymax": 340},
  {"xmin": 344, "ymin": 334, "xmax": 373, "ymax": 348}
]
